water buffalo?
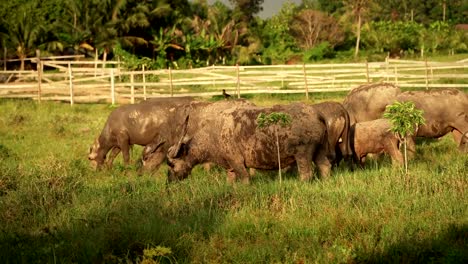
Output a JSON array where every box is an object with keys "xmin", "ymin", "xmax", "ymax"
[
  {"xmin": 141, "ymin": 99, "xmax": 255, "ymax": 172},
  {"xmin": 351, "ymin": 119, "xmax": 414, "ymax": 166},
  {"xmin": 343, "ymin": 83, "xmax": 468, "ymax": 152},
  {"xmin": 313, "ymin": 101, "xmax": 352, "ymax": 166},
  {"xmin": 396, "ymin": 89, "xmax": 468, "ymax": 152},
  {"xmin": 88, "ymin": 97, "xmax": 195, "ymax": 169},
  {"xmin": 165, "ymin": 102, "xmax": 331, "ymax": 183}
]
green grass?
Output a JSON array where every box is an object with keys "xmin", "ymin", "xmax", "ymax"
[{"xmin": 0, "ymin": 97, "xmax": 467, "ymax": 263}]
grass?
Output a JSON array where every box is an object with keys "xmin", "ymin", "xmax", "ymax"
[{"xmin": 0, "ymin": 96, "xmax": 467, "ymax": 263}]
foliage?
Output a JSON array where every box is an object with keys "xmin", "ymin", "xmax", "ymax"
[
  {"xmin": 303, "ymin": 42, "xmax": 335, "ymax": 62},
  {"xmin": 1, "ymin": 0, "xmax": 468, "ymax": 69},
  {"xmin": 383, "ymin": 101, "xmax": 425, "ymax": 139},
  {"xmin": 259, "ymin": 1, "xmax": 298, "ymax": 64},
  {"xmin": 113, "ymin": 44, "xmax": 158, "ymax": 70},
  {"xmin": 257, "ymin": 112, "xmax": 292, "ymax": 184},
  {"xmin": 383, "ymin": 101, "xmax": 425, "ymax": 173},
  {"xmin": 361, "ymin": 21, "xmax": 424, "ymax": 53},
  {"xmin": 256, "ymin": 112, "xmax": 292, "ymax": 128}
]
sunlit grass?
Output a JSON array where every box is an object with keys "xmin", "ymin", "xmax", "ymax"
[{"xmin": 0, "ymin": 97, "xmax": 466, "ymax": 263}]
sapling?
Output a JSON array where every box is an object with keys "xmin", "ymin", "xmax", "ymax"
[
  {"xmin": 383, "ymin": 101, "xmax": 425, "ymax": 174},
  {"xmin": 257, "ymin": 112, "xmax": 292, "ymax": 183}
]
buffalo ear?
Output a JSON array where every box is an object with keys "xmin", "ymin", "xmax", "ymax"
[{"xmin": 167, "ymin": 137, "xmax": 191, "ymax": 159}]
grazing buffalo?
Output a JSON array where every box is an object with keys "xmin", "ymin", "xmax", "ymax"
[
  {"xmin": 351, "ymin": 119, "xmax": 414, "ymax": 166},
  {"xmin": 343, "ymin": 83, "xmax": 468, "ymax": 152},
  {"xmin": 396, "ymin": 89, "xmax": 468, "ymax": 152},
  {"xmin": 88, "ymin": 97, "xmax": 194, "ymax": 169},
  {"xmin": 141, "ymin": 99, "xmax": 255, "ymax": 172},
  {"xmin": 165, "ymin": 102, "xmax": 331, "ymax": 183},
  {"xmin": 313, "ymin": 101, "xmax": 352, "ymax": 166}
]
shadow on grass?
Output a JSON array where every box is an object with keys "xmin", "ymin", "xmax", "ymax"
[
  {"xmin": 354, "ymin": 224, "xmax": 468, "ymax": 264},
  {"xmin": 0, "ymin": 173, "xmax": 231, "ymax": 263}
]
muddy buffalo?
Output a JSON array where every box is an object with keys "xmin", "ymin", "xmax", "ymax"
[
  {"xmin": 164, "ymin": 102, "xmax": 331, "ymax": 183},
  {"xmin": 88, "ymin": 97, "xmax": 195, "ymax": 169},
  {"xmin": 141, "ymin": 99, "xmax": 255, "ymax": 172}
]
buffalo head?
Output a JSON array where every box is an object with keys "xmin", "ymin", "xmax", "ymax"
[
  {"xmin": 460, "ymin": 132, "xmax": 468, "ymax": 153},
  {"xmin": 88, "ymin": 138, "xmax": 102, "ymax": 169},
  {"xmin": 141, "ymin": 141, "xmax": 166, "ymax": 172},
  {"xmin": 166, "ymin": 136, "xmax": 193, "ymax": 182}
]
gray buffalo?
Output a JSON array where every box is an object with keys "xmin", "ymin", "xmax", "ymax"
[
  {"xmin": 88, "ymin": 97, "xmax": 194, "ymax": 169},
  {"xmin": 396, "ymin": 89, "xmax": 468, "ymax": 152},
  {"xmin": 343, "ymin": 84, "xmax": 468, "ymax": 152},
  {"xmin": 351, "ymin": 119, "xmax": 414, "ymax": 166},
  {"xmin": 165, "ymin": 102, "xmax": 331, "ymax": 183},
  {"xmin": 343, "ymin": 83, "xmax": 401, "ymax": 124}
]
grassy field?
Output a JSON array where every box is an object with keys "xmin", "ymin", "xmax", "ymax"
[{"xmin": 0, "ymin": 94, "xmax": 467, "ymax": 263}]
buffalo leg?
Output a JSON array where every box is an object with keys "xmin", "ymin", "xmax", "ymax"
[
  {"xmin": 314, "ymin": 148, "xmax": 332, "ymax": 179},
  {"xmin": 295, "ymin": 156, "xmax": 312, "ymax": 181},
  {"xmin": 452, "ymin": 130, "xmax": 468, "ymax": 152},
  {"xmin": 385, "ymin": 139, "xmax": 403, "ymax": 166},
  {"xmin": 106, "ymin": 147, "xmax": 121, "ymax": 168},
  {"xmin": 227, "ymin": 159, "xmax": 250, "ymax": 184},
  {"xmin": 117, "ymin": 134, "xmax": 131, "ymax": 166}
]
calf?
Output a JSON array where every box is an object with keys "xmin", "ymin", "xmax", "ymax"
[{"xmin": 351, "ymin": 119, "xmax": 414, "ymax": 166}]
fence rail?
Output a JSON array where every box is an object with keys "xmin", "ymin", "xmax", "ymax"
[{"xmin": 0, "ymin": 57, "xmax": 467, "ymax": 105}]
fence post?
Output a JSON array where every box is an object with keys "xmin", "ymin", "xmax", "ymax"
[
  {"xmin": 169, "ymin": 67, "xmax": 173, "ymax": 97},
  {"xmin": 94, "ymin": 49, "xmax": 98, "ymax": 77},
  {"xmin": 212, "ymin": 64, "xmax": 216, "ymax": 89},
  {"xmin": 3, "ymin": 47, "xmax": 6, "ymax": 71},
  {"xmin": 142, "ymin": 64, "xmax": 147, "ymax": 100},
  {"xmin": 130, "ymin": 72, "xmax": 135, "ymax": 104},
  {"xmin": 425, "ymin": 58, "xmax": 429, "ymax": 90},
  {"xmin": 365, "ymin": 60, "xmax": 370, "ymax": 83},
  {"xmin": 281, "ymin": 66, "xmax": 284, "ymax": 88},
  {"xmin": 303, "ymin": 63, "xmax": 309, "ymax": 100},
  {"xmin": 111, "ymin": 69, "xmax": 116, "ymax": 105},
  {"xmin": 36, "ymin": 49, "xmax": 42, "ymax": 103},
  {"xmin": 394, "ymin": 66, "xmax": 398, "ymax": 85},
  {"xmin": 385, "ymin": 56, "xmax": 389, "ymax": 82},
  {"xmin": 236, "ymin": 63, "xmax": 240, "ymax": 99},
  {"xmin": 68, "ymin": 62, "xmax": 74, "ymax": 106}
]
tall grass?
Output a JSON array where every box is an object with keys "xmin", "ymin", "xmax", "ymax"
[{"xmin": 0, "ymin": 98, "xmax": 466, "ymax": 263}]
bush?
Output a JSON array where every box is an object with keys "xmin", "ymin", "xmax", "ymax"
[{"xmin": 303, "ymin": 42, "xmax": 335, "ymax": 62}]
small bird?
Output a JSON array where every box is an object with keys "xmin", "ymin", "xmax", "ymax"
[{"xmin": 222, "ymin": 89, "xmax": 231, "ymax": 99}]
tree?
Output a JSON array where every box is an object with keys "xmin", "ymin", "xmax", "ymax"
[
  {"xmin": 289, "ymin": 9, "xmax": 344, "ymax": 50},
  {"xmin": 257, "ymin": 112, "xmax": 292, "ymax": 183},
  {"xmin": 0, "ymin": 0, "xmax": 48, "ymax": 70},
  {"xmin": 342, "ymin": 0, "xmax": 375, "ymax": 59},
  {"xmin": 383, "ymin": 101, "xmax": 425, "ymax": 174},
  {"xmin": 229, "ymin": 0, "xmax": 264, "ymax": 21}
]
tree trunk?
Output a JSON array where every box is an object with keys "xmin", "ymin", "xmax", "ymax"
[
  {"xmin": 275, "ymin": 127, "xmax": 282, "ymax": 184},
  {"xmin": 403, "ymin": 137, "xmax": 408, "ymax": 174},
  {"xmin": 19, "ymin": 54, "xmax": 26, "ymax": 71},
  {"xmin": 354, "ymin": 13, "xmax": 362, "ymax": 59}
]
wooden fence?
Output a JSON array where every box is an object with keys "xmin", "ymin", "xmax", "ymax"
[{"xmin": 0, "ymin": 56, "xmax": 467, "ymax": 105}]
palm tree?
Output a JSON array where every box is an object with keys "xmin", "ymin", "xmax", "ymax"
[
  {"xmin": 342, "ymin": 0, "xmax": 375, "ymax": 59},
  {"xmin": 2, "ymin": 2, "xmax": 45, "ymax": 70}
]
